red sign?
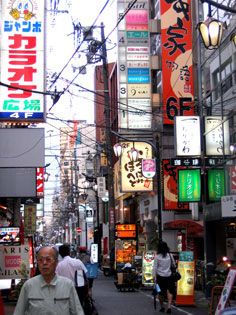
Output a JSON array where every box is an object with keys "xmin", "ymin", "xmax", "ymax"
[
  {"xmin": 36, "ymin": 168, "xmax": 44, "ymax": 198},
  {"xmin": 161, "ymin": 0, "xmax": 194, "ymax": 124},
  {"xmin": 230, "ymin": 166, "xmax": 236, "ymax": 194},
  {"xmin": 77, "ymin": 228, "xmax": 82, "ymax": 234},
  {"xmin": 163, "ymin": 160, "xmax": 189, "ymax": 210}
]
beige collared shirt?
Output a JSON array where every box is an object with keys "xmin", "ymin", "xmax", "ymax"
[{"xmin": 13, "ymin": 274, "xmax": 84, "ymax": 315}]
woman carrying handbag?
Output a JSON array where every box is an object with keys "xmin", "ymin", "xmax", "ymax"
[{"xmin": 152, "ymin": 241, "xmax": 176, "ymax": 314}]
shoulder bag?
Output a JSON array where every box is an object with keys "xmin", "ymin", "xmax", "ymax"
[{"xmin": 169, "ymin": 253, "xmax": 181, "ymax": 282}]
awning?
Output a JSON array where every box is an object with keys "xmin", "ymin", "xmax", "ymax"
[{"xmin": 163, "ymin": 220, "xmax": 204, "ymax": 237}]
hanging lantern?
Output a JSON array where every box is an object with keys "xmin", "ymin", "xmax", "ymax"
[
  {"xmin": 197, "ymin": 17, "xmax": 227, "ymax": 50},
  {"xmin": 113, "ymin": 143, "xmax": 123, "ymax": 157},
  {"xmin": 130, "ymin": 148, "xmax": 139, "ymax": 162}
]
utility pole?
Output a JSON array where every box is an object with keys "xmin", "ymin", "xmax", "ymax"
[{"xmin": 101, "ymin": 22, "xmax": 115, "ymax": 250}]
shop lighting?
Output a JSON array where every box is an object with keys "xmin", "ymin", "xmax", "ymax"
[
  {"xmin": 113, "ymin": 143, "xmax": 123, "ymax": 158},
  {"xmin": 197, "ymin": 15, "xmax": 226, "ymax": 50},
  {"xmin": 83, "ymin": 181, "xmax": 90, "ymax": 189},
  {"xmin": 197, "ymin": 0, "xmax": 236, "ymax": 50},
  {"xmin": 129, "ymin": 147, "xmax": 139, "ymax": 162}
]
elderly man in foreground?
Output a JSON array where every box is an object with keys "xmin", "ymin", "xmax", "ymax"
[{"xmin": 14, "ymin": 246, "xmax": 84, "ymax": 315}]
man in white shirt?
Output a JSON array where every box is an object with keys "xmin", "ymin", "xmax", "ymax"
[{"xmin": 56, "ymin": 244, "xmax": 89, "ymax": 308}]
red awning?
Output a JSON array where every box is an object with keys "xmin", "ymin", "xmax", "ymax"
[{"xmin": 163, "ymin": 220, "xmax": 203, "ymax": 237}]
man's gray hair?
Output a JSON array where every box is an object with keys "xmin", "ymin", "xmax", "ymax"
[{"xmin": 38, "ymin": 246, "xmax": 59, "ymax": 259}]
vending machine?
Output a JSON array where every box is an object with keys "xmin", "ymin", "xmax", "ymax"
[{"xmin": 115, "ymin": 224, "xmax": 137, "ymax": 272}]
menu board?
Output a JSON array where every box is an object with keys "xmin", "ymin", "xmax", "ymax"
[
  {"xmin": 142, "ymin": 251, "xmax": 156, "ymax": 285},
  {"xmin": 175, "ymin": 251, "xmax": 195, "ymax": 306},
  {"xmin": 177, "ymin": 261, "xmax": 195, "ymax": 296}
]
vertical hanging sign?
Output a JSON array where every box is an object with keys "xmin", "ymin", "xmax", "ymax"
[
  {"xmin": 160, "ymin": 0, "xmax": 194, "ymax": 124},
  {"xmin": 0, "ymin": 0, "xmax": 45, "ymax": 122},
  {"xmin": 117, "ymin": 0, "xmax": 151, "ymax": 130}
]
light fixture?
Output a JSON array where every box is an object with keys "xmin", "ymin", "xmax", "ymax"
[
  {"xmin": 197, "ymin": 4, "xmax": 227, "ymax": 50},
  {"xmin": 93, "ymin": 184, "xmax": 98, "ymax": 192},
  {"xmin": 113, "ymin": 143, "xmax": 123, "ymax": 157},
  {"xmin": 83, "ymin": 180, "xmax": 90, "ymax": 189},
  {"xmin": 197, "ymin": 16, "xmax": 227, "ymax": 49},
  {"xmin": 230, "ymin": 144, "xmax": 236, "ymax": 155},
  {"xmin": 231, "ymin": 33, "xmax": 236, "ymax": 48},
  {"xmin": 129, "ymin": 147, "xmax": 139, "ymax": 162}
]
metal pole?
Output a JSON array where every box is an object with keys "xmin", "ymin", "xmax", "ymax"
[
  {"xmin": 156, "ymin": 135, "xmax": 162, "ymax": 241},
  {"xmin": 101, "ymin": 22, "xmax": 115, "ymax": 250}
]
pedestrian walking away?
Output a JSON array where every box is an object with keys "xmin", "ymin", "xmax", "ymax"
[
  {"xmin": 13, "ymin": 246, "xmax": 84, "ymax": 315},
  {"xmin": 152, "ymin": 241, "xmax": 176, "ymax": 314},
  {"xmin": 78, "ymin": 246, "xmax": 94, "ymax": 289},
  {"xmin": 56, "ymin": 244, "xmax": 91, "ymax": 312}
]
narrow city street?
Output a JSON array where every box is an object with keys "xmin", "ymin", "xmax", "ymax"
[
  {"xmin": 92, "ymin": 270, "xmax": 209, "ymax": 315},
  {"xmin": 3, "ymin": 269, "xmax": 210, "ymax": 315}
]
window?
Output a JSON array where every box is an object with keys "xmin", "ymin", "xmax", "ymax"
[{"xmin": 212, "ymin": 58, "xmax": 233, "ymax": 101}]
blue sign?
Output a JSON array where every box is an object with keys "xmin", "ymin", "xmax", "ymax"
[
  {"xmin": 128, "ymin": 68, "xmax": 149, "ymax": 76},
  {"xmin": 128, "ymin": 76, "xmax": 150, "ymax": 83}
]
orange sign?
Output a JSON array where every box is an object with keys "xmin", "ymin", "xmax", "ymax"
[
  {"xmin": 116, "ymin": 224, "xmax": 136, "ymax": 231},
  {"xmin": 116, "ymin": 230, "xmax": 136, "ymax": 238},
  {"xmin": 161, "ymin": 0, "xmax": 194, "ymax": 124}
]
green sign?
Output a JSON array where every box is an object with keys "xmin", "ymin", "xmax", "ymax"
[
  {"xmin": 126, "ymin": 31, "xmax": 149, "ymax": 38},
  {"xmin": 208, "ymin": 169, "xmax": 225, "ymax": 201},
  {"xmin": 178, "ymin": 169, "xmax": 201, "ymax": 202}
]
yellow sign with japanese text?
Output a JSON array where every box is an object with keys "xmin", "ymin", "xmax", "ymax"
[{"xmin": 120, "ymin": 142, "xmax": 153, "ymax": 192}]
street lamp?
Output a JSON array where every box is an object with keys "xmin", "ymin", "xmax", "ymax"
[
  {"xmin": 197, "ymin": 0, "xmax": 236, "ymax": 50},
  {"xmin": 197, "ymin": 15, "xmax": 226, "ymax": 50}
]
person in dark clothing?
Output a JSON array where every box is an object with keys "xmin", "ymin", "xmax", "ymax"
[{"xmin": 78, "ymin": 246, "xmax": 93, "ymax": 289}]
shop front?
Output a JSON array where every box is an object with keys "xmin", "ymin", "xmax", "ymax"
[{"xmin": 163, "ymin": 220, "xmax": 204, "ymax": 260}]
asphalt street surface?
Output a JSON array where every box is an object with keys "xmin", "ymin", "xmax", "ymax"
[
  {"xmin": 92, "ymin": 270, "xmax": 209, "ymax": 315},
  {"xmin": 3, "ymin": 270, "xmax": 209, "ymax": 315}
]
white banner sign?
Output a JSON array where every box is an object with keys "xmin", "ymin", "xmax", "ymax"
[{"xmin": 221, "ymin": 195, "xmax": 236, "ymax": 218}]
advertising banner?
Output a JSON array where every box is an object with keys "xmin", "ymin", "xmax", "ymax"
[
  {"xmin": 0, "ymin": 239, "xmax": 30, "ymax": 279},
  {"xmin": 178, "ymin": 169, "xmax": 201, "ymax": 202},
  {"xmin": 36, "ymin": 167, "xmax": 44, "ymax": 198},
  {"xmin": 0, "ymin": 0, "xmax": 45, "ymax": 122},
  {"xmin": 24, "ymin": 204, "xmax": 36, "ymax": 235},
  {"xmin": 221, "ymin": 195, "xmax": 236, "ymax": 218},
  {"xmin": 230, "ymin": 166, "xmax": 236, "ymax": 194},
  {"xmin": 142, "ymin": 251, "xmax": 156, "ymax": 285},
  {"xmin": 120, "ymin": 141, "xmax": 153, "ymax": 192},
  {"xmin": 204, "ymin": 116, "xmax": 230, "ymax": 156},
  {"xmin": 174, "ymin": 116, "xmax": 201, "ymax": 156},
  {"xmin": 176, "ymin": 251, "xmax": 195, "ymax": 306},
  {"xmin": 208, "ymin": 169, "xmax": 225, "ymax": 201},
  {"xmin": 163, "ymin": 160, "xmax": 189, "ymax": 210},
  {"xmin": 160, "ymin": 0, "xmax": 194, "ymax": 124}
]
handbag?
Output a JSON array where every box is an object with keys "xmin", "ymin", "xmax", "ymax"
[
  {"xmin": 83, "ymin": 295, "xmax": 98, "ymax": 315},
  {"xmin": 169, "ymin": 254, "xmax": 181, "ymax": 282}
]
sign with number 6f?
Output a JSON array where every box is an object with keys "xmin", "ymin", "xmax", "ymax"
[{"xmin": 165, "ymin": 97, "xmax": 193, "ymax": 123}]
